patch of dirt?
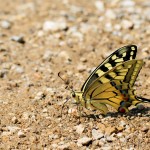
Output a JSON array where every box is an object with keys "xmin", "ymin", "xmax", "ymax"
[{"xmin": 0, "ymin": 0, "xmax": 150, "ymax": 149}]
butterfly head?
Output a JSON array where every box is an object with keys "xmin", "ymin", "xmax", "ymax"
[{"xmin": 71, "ymin": 91, "xmax": 84, "ymax": 104}]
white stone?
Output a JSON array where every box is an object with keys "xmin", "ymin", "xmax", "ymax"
[
  {"xmin": 114, "ymin": 24, "xmax": 121, "ymax": 31},
  {"xmin": 34, "ymin": 91, "xmax": 45, "ymax": 100},
  {"xmin": 75, "ymin": 124, "xmax": 85, "ymax": 134},
  {"xmin": 117, "ymin": 132, "xmax": 123, "ymax": 137},
  {"xmin": 106, "ymin": 135, "xmax": 116, "ymax": 142},
  {"xmin": 42, "ymin": 108, "xmax": 48, "ymax": 113},
  {"xmin": 121, "ymin": 0, "xmax": 135, "ymax": 7},
  {"xmin": 11, "ymin": 65, "xmax": 24, "ymax": 73},
  {"xmin": 43, "ymin": 50, "xmax": 55, "ymax": 61},
  {"xmin": 51, "ymin": 143, "xmax": 58, "ymax": 148},
  {"xmin": 71, "ymin": 32, "xmax": 83, "ymax": 41},
  {"xmin": 119, "ymin": 120, "xmax": 126, "ymax": 127},
  {"xmin": 18, "ymin": 130, "xmax": 26, "ymax": 138},
  {"xmin": 11, "ymin": 116, "xmax": 18, "ymax": 124},
  {"xmin": 7, "ymin": 126, "xmax": 20, "ymax": 133},
  {"xmin": 1, "ymin": 131, "xmax": 11, "ymax": 136},
  {"xmin": 105, "ymin": 22, "xmax": 113, "ymax": 32},
  {"xmin": 95, "ymin": 1, "xmax": 105, "ymax": 12},
  {"xmin": 1, "ymin": 20, "xmax": 11, "ymax": 29},
  {"xmin": 10, "ymin": 36, "xmax": 25, "ymax": 43},
  {"xmin": 22, "ymin": 112, "xmax": 30, "ymax": 120},
  {"xmin": 57, "ymin": 143, "xmax": 70, "ymax": 150},
  {"xmin": 92, "ymin": 129, "xmax": 104, "ymax": 140},
  {"xmin": 43, "ymin": 21, "xmax": 67, "ymax": 32},
  {"xmin": 101, "ymin": 145, "xmax": 112, "ymax": 150},
  {"xmin": 105, "ymin": 9, "xmax": 116, "ymax": 19},
  {"xmin": 77, "ymin": 137, "xmax": 92, "ymax": 146},
  {"xmin": 77, "ymin": 64, "xmax": 86, "ymax": 72},
  {"xmin": 59, "ymin": 51, "xmax": 70, "ymax": 60},
  {"xmin": 70, "ymin": 5, "xmax": 83, "ymax": 14},
  {"xmin": 121, "ymin": 20, "xmax": 134, "ymax": 29},
  {"xmin": 68, "ymin": 108, "xmax": 78, "ymax": 116}
]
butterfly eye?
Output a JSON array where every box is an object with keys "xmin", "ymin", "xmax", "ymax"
[{"xmin": 72, "ymin": 92, "xmax": 76, "ymax": 98}]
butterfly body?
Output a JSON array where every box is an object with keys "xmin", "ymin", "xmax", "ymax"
[{"xmin": 71, "ymin": 45, "xmax": 150, "ymax": 114}]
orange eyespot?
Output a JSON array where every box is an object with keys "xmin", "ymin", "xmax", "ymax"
[{"xmin": 118, "ymin": 107, "xmax": 126, "ymax": 113}]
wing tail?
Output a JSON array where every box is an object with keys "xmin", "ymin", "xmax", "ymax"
[
  {"xmin": 136, "ymin": 96, "xmax": 150, "ymax": 103},
  {"xmin": 131, "ymin": 96, "xmax": 150, "ymax": 106}
]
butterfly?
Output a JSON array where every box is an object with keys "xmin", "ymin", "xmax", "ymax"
[{"xmin": 71, "ymin": 45, "xmax": 150, "ymax": 114}]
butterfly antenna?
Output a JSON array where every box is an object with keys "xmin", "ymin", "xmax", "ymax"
[{"xmin": 58, "ymin": 72, "xmax": 73, "ymax": 92}]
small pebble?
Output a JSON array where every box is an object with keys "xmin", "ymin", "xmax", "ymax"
[
  {"xmin": 120, "ymin": 137, "xmax": 126, "ymax": 143},
  {"xmin": 18, "ymin": 130, "xmax": 26, "ymax": 138},
  {"xmin": 77, "ymin": 136, "xmax": 92, "ymax": 146},
  {"xmin": 42, "ymin": 108, "xmax": 48, "ymax": 113},
  {"xmin": 105, "ymin": 9, "xmax": 116, "ymax": 20},
  {"xmin": 51, "ymin": 143, "xmax": 58, "ymax": 148},
  {"xmin": 77, "ymin": 64, "xmax": 86, "ymax": 72},
  {"xmin": 57, "ymin": 143, "xmax": 70, "ymax": 150},
  {"xmin": 11, "ymin": 65, "xmax": 24, "ymax": 74},
  {"xmin": 104, "ymin": 23, "xmax": 113, "ymax": 32},
  {"xmin": 119, "ymin": 120, "xmax": 127, "ymax": 127},
  {"xmin": 68, "ymin": 108, "xmax": 78, "ymax": 116},
  {"xmin": 121, "ymin": 20, "xmax": 134, "ymax": 29},
  {"xmin": 22, "ymin": 112, "xmax": 30, "ymax": 120},
  {"xmin": 106, "ymin": 134, "xmax": 116, "ymax": 142},
  {"xmin": 11, "ymin": 116, "xmax": 18, "ymax": 124},
  {"xmin": 10, "ymin": 36, "xmax": 25, "ymax": 44},
  {"xmin": 117, "ymin": 132, "xmax": 123, "ymax": 137},
  {"xmin": 141, "ymin": 126, "xmax": 149, "ymax": 132},
  {"xmin": 1, "ymin": 131, "xmax": 11, "ymax": 136},
  {"xmin": 121, "ymin": 0, "xmax": 135, "ymax": 7},
  {"xmin": 43, "ymin": 21, "xmax": 67, "ymax": 32},
  {"xmin": 49, "ymin": 134, "xmax": 59, "ymax": 140},
  {"xmin": 101, "ymin": 145, "xmax": 112, "ymax": 150},
  {"xmin": 7, "ymin": 126, "xmax": 20, "ymax": 133},
  {"xmin": 92, "ymin": 129, "xmax": 104, "ymax": 140},
  {"xmin": 34, "ymin": 92, "xmax": 46, "ymax": 100},
  {"xmin": 105, "ymin": 126, "xmax": 116, "ymax": 136},
  {"xmin": 43, "ymin": 50, "xmax": 56, "ymax": 61},
  {"xmin": 95, "ymin": 1, "xmax": 105, "ymax": 12},
  {"xmin": 75, "ymin": 124, "xmax": 85, "ymax": 134},
  {"xmin": 1, "ymin": 20, "xmax": 11, "ymax": 29},
  {"xmin": 59, "ymin": 51, "xmax": 70, "ymax": 61}
]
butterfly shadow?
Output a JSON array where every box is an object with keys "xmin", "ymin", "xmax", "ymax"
[
  {"xmin": 81, "ymin": 106, "xmax": 150, "ymax": 119},
  {"xmin": 107, "ymin": 107, "xmax": 150, "ymax": 118}
]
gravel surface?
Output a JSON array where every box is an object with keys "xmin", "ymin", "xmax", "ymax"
[{"xmin": 0, "ymin": 0, "xmax": 150, "ymax": 149}]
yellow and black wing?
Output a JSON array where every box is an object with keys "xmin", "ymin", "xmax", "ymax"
[
  {"xmin": 81, "ymin": 45, "xmax": 137, "ymax": 92},
  {"xmin": 83, "ymin": 60, "xmax": 144, "ymax": 114}
]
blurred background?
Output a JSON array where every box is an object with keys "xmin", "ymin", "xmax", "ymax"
[{"xmin": 0, "ymin": 0, "xmax": 150, "ymax": 149}]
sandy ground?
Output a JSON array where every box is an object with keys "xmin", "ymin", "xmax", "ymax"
[{"xmin": 0, "ymin": 0, "xmax": 150, "ymax": 149}]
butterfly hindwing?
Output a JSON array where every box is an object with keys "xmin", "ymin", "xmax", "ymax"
[{"xmin": 90, "ymin": 81, "xmax": 136, "ymax": 114}]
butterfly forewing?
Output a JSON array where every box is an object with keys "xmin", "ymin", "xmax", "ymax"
[
  {"xmin": 84, "ymin": 60, "xmax": 143, "ymax": 98},
  {"xmin": 81, "ymin": 45, "xmax": 137, "ymax": 92}
]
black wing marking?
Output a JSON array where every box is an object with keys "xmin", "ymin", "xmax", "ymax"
[{"xmin": 81, "ymin": 45, "xmax": 137, "ymax": 92}]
